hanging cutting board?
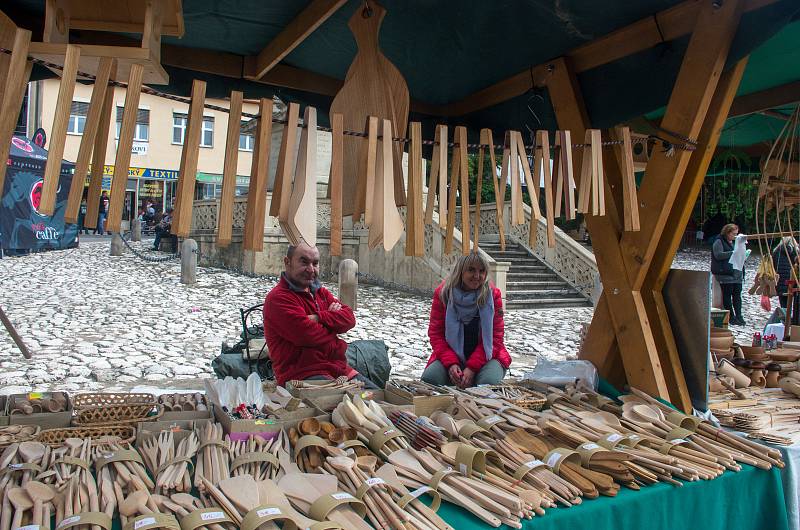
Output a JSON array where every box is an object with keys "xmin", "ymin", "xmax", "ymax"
[
  {"xmin": 330, "ymin": 112, "xmax": 344, "ymax": 255},
  {"xmin": 270, "ymin": 102, "xmax": 299, "ymax": 218},
  {"xmin": 283, "ymin": 106, "xmax": 318, "ymax": 246},
  {"xmin": 516, "ymin": 131, "xmax": 540, "ymax": 248},
  {"xmin": 534, "ymin": 130, "xmax": 555, "ymax": 248},
  {"xmin": 368, "ymin": 119, "xmax": 404, "ymax": 250},
  {"xmin": 406, "ymin": 121, "xmax": 424, "ymax": 257},
  {"xmin": 480, "ymin": 128, "xmax": 505, "ymax": 250},
  {"xmin": 424, "ymin": 124, "xmax": 448, "ymax": 228},
  {"xmin": 612, "ymin": 126, "xmax": 639, "ymax": 231},
  {"xmin": 330, "ymin": 0, "xmax": 409, "ymax": 218}
]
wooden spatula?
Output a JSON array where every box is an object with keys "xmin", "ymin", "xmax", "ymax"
[
  {"xmin": 218, "ymin": 475, "xmax": 261, "ymax": 515},
  {"xmin": 424, "ymin": 125, "xmax": 448, "ymax": 228},
  {"xmin": 368, "ymin": 119, "xmax": 404, "ymax": 251},
  {"xmin": 329, "ymin": 113, "xmax": 344, "ymax": 256},
  {"xmin": 284, "ymin": 106, "xmax": 318, "ymax": 246}
]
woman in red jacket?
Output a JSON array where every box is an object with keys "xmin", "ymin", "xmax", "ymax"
[{"xmin": 422, "ymin": 252, "xmax": 511, "ymax": 387}]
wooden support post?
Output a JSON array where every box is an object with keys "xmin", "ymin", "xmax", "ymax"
[
  {"xmin": 217, "ymin": 90, "xmax": 243, "ymax": 247},
  {"xmin": 171, "ymin": 79, "xmax": 206, "ymax": 237},
  {"xmin": 84, "ymin": 59, "xmax": 117, "ymax": 230},
  {"xmin": 40, "ymin": 44, "xmax": 80, "ymax": 216},
  {"xmin": 329, "ymin": 112, "xmax": 344, "ymax": 256},
  {"xmin": 406, "ymin": 121, "xmax": 424, "ymax": 257},
  {"xmin": 65, "ymin": 57, "xmax": 114, "ymax": 223},
  {"xmin": 0, "ymin": 27, "xmax": 32, "ymax": 198},
  {"xmin": 242, "ymin": 98, "xmax": 273, "ymax": 251},
  {"xmin": 106, "ymin": 63, "xmax": 144, "ymax": 233}
]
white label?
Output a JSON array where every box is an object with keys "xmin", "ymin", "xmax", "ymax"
[
  {"xmin": 256, "ymin": 508, "xmax": 282, "ymax": 517},
  {"xmin": 383, "ymin": 429, "xmax": 396, "ymax": 436},
  {"xmin": 58, "ymin": 516, "xmax": 80, "ymax": 529},
  {"xmin": 580, "ymin": 443, "xmax": 601, "ymax": 451},
  {"xmin": 669, "ymin": 438, "xmax": 688, "ymax": 445},
  {"xmin": 410, "ymin": 486, "xmax": 432, "ymax": 498},
  {"xmin": 102, "ymin": 452, "xmax": 115, "ymax": 459},
  {"xmin": 332, "ymin": 492, "xmax": 354, "ymax": 501},
  {"xmin": 7, "ymin": 463, "xmax": 22, "ymax": 469},
  {"xmin": 487, "ymin": 392, "xmax": 501, "ymax": 399},
  {"xmin": 459, "ymin": 463, "xmax": 468, "ymax": 475},
  {"xmin": 18, "ymin": 525, "xmax": 41, "ymax": 530},
  {"xmin": 134, "ymin": 518, "xmax": 156, "ymax": 530},
  {"xmin": 606, "ymin": 434, "xmax": 623, "ymax": 443},
  {"xmin": 546, "ymin": 452, "xmax": 563, "ymax": 469},
  {"xmin": 366, "ymin": 477, "xmax": 385, "ymax": 487},
  {"xmin": 200, "ymin": 512, "xmax": 225, "ymax": 521},
  {"xmin": 483, "ymin": 415, "xmax": 503, "ymax": 425},
  {"xmin": 628, "ymin": 435, "xmax": 642, "ymax": 442},
  {"xmin": 523, "ymin": 459, "xmax": 545, "ymax": 469}
]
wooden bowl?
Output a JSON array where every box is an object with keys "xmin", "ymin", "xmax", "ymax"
[
  {"xmin": 710, "ymin": 335, "xmax": 735, "ymax": 351},
  {"xmin": 711, "ymin": 348, "xmax": 734, "ymax": 361},
  {"xmin": 711, "ymin": 327, "xmax": 733, "ymax": 336}
]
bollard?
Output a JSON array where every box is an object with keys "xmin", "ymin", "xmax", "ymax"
[
  {"xmin": 181, "ymin": 238, "xmax": 198, "ymax": 284},
  {"xmin": 110, "ymin": 233, "xmax": 124, "ymax": 256},
  {"xmin": 131, "ymin": 218, "xmax": 142, "ymax": 242},
  {"xmin": 338, "ymin": 259, "xmax": 358, "ymax": 311}
]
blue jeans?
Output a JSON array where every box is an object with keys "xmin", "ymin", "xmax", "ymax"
[
  {"xmin": 421, "ymin": 359, "xmax": 506, "ymax": 387},
  {"xmin": 95, "ymin": 213, "xmax": 106, "ymax": 235}
]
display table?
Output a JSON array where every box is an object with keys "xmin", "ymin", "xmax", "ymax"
[
  {"xmin": 438, "ymin": 465, "xmax": 789, "ymax": 530},
  {"xmin": 769, "ymin": 441, "xmax": 800, "ymax": 530}
]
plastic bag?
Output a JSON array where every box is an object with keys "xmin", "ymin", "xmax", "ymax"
[
  {"xmin": 522, "ymin": 357, "xmax": 599, "ymax": 389},
  {"xmin": 761, "ymin": 295, "xmax": 771, "ymax": 312}
]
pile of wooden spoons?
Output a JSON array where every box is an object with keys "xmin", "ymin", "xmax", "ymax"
[
  {"xmin": 229, "ymin": 434, "xmax": 280, "ymax": 482},
  {"xmin": 0, "ymin": 425, "xmax": 39, "ymax": 447},
  {"xmin": 139, "ymin": 430, "xmax": 198, "ymax": 494},
  {"xmin": 194, "ymin": 422, "xmax": 230, "ymax": 487},
  {"xmin": 159, "ymin": 393, "xmax": 207, "ymax": 412},
  {"xmin": 0, "ymin": 441, "xmax": 51, "ymax": 530},
  {"xmin": 332, "ymin": 395, "xmax": 411, "ymax": 459}
]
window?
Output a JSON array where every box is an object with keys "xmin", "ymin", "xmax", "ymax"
[
  {"xmin": 201, "ymin": 117, "xmax": 214, "ymax": 148},
  {"xmin": 116, "ymin": 107, "xmax": 150, "ymax": 142},
  {"xmin": 173, "ymin": 113, "xmax": 187, "ymax": 145},
  {"xmin": 239, "ymin": 119, "xmax": 254, "ymax": 151},
  {"xmin": 67, "ymin": 101, "xmax": 88, "ymax": 135}
]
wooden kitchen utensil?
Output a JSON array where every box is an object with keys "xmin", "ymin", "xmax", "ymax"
[
  {"xmin": 533, "ymin": 131, "xmax": 555, "ymax": 248},
  {"xmin": 515, "ymin": 131, "xmax": 541, "ymax": 247},
  {"xmin": 218, "ymin": 475, "xmax": 261, "ymax": 515},
  {"xmin": 278, "ymin": 472, "xmax": 370, "ymax": 530},
  {"xmin": 283, "ymin": 106, "xmax": 318, "ymax": 246},
  {"xmin": 269, "ymin": 102, "xmax": 299, "ymax": 218},
  {"xmin": 612, "ymin": 126, "xmax": 640, "ymax": 231},
  {"xmin": 406, "ymin": 121, "xmax": 424, "ymax": 257},
  {"xmin": 330, "ymin": 0, "xmax": 409, "ymax": 216},
  {"xmin": 329, "ymin": 112, "xmax": 344, "ymax": 256},
  {"xmin": 8, "ymin": 488, "xmax": 33, "ymax": 530},
  {"xmin": 424, "ymin": 125, "xmax": 449, "ymax": 228},
  {"xmin": 217, "ymin": 90, "xmax": 244, "ymax": 247},
  {"xmin": 553, "ymin": 130, "xmax": 576, "ymax": 220},
  {"xmin": 242, "ymin": 98, "xmax": 274, "ymax": 253},
  {"xmin": 480, "ymin": 128, "xmax": 505, "ymax": 250},
  {"xmin": 24, "ymin": 480, "xmax": 55, "ymax": 525},
  {"xmin": 368, "ymin": 119, "xmax": 404, "ymax": 251},
  {"xmin": 362, "ymin": 116, "xmax": 379, "ymax": 225}
]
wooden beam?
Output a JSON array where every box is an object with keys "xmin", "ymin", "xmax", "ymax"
[
  {"xmin": 0, "ymin": 26, "xmax": 31, "ymax": 199},
  {"xmin": 84, "ymin": 59, "xmax": 117, "ymax": 230},
  {"xmin": 443, "ymin": 0, "xmax": 776, "ymax": 117},
  {"xmin": 249, "ymin": 0, "xmax": 348, "ymax": 80},
  {"xmin": 620, "ymin": 0, "xmax": 743, "ymax": 291},
  {"xmin": 547, "ymin": 56, "xmax": 673, "ymax": 403},
  {"xmin": 242, "ymin": 98, "xmax": 273, "ymax": 251},
  {"xmin": 171, "ymin": 79, "xmax": 206, "ymax": 237},
  {"xmin": 40, "ymin": 44, "xmax": 80, "ymax": 216},
  {"xmin": 730, "ymin": 80, "xmax": 800, "ymax": 117},
  {"xmin": 65, "ymin": 57, "xmax": 114, "ymax": 224},
  {"xmin": 106, "ymin": 62, "xmax": 143, "ymax": 233},
  {"xmin": 217, "ymin": 90, "xmax": 243, "ymax": 247},
  {"xmin": 142, "ymin": 0, "xmax": 164, "ymax": 64}
]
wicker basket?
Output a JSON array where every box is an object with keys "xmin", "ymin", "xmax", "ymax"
[
  {"xmin": 487, "ymin": 384, "xmax": 547, "ymax": 411},
  {"xmin": 72, "ymin": 393, "xmax": 162, "ymax": 426},
  {"xmin": 37, "ymin": 425, "xmax": 136, "ymax": 447}
]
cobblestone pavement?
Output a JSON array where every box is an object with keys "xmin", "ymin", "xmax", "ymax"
[{"xmin": 0, "ymin": 240, "xmax": 769, "ymax": 393}]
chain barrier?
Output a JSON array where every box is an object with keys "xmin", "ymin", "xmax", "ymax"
[{"xmin": 119, "ymin": 232, "xmax": 181, "ymax": 263}]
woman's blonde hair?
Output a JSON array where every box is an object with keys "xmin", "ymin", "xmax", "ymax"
[
  {"xmin": 440, "ymin": 252, "xmax": 491, "ymax": 307},
  {"xmin": 720, "ymin": 223, "xmax": 738, "ymax": 239}
]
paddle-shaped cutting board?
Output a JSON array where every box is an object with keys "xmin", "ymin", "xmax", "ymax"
[
  {"xmin": 368, "ymin": 119, "xmax": 404, "ymax": 251},
  {"xmin": 330, "ymin": 0, "xmax": 409, "ymax": 218},
  {"xmin": 283, "ymin": 106, "xmax": 318, "ymax": 246}
]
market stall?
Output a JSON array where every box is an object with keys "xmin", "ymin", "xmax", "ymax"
[{"xmin": 0, "ymin": 380, "xmax": 791, "ymax": 530}]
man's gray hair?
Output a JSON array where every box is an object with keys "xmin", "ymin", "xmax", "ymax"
[{"xmin": 287, "ymin": 245, "xmax": 297, "ymax": 258}]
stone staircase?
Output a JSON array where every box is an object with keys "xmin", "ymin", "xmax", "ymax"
[{"xmin": 480, "ymin": 240, "xmax": 592, "ymax": 310}]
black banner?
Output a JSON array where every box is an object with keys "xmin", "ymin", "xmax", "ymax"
[{"xmin": 0, "ymin": 136, "xmax": 78, "ymax": 250}]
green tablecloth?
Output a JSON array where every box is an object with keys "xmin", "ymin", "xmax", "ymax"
[{"xmin": 437, "ymin": 464, "xmax": 789, "ymax": 530}]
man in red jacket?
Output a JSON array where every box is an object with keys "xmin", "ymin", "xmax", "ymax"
[{"xmin": 263, "ymin": 243, "xmax": 375, "ymax": 387}]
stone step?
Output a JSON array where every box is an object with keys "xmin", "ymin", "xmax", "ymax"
[
  {"xmin": 505, "ymin": 298, "xmax": 594, "ymax": 309},
  {"xmin": 506, "ymin": 280, "xmax": 568, "ymax": 289},
  {"xmin": 507, "ymin": 272, "xmax": 560, "ymax": 280},
  {"xmin": 507, "ymin": 289, "xmax": 584, "ymax": 299},
  {"xmin": 508, "ymin": 264, "xmax": 550, "ymax": 272}
]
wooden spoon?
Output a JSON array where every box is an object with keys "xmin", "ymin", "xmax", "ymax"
[
  {"xmin": 18, "ymin": 441, "xmax": 45, "ymax": 484},
  {"xmin": 218, "ymin": 475, "xmax": 261, "ymax": 515},
  {"xmin": 256, "ymin": 479, "xmax": 317, "ymax": 529},
  {"xmin": 277, "ymin": 472, "xmax": 371, "ymax": 530},
  {"xmin": 8, "ymin": 488, "xmax": 33, "ymax": 530},
  {"xmin": 24, "ymin": 481, "xmax": 54, "ymax": 525}
]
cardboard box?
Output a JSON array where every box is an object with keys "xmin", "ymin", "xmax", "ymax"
[
  {"xmin": 212, "ymin": 401, "xmax": 323, "ymax": 436},
  {"xmin": 341, "ymin": 389, "xmax": 415, "ymax": 416},
  {"xmin": 160, "ymin": 406, "xmax": 214, "ymax": 422},
  {"xmin": 135, "ymin": 418, "xmax": 213, "ymax": 449},
  {"xmin": 383, "ymin": 385, "xmax": 453, "ymax": 417},
  {"xmin": 7, "ymin": 392, "xmax": 72, "ymax": 428}
]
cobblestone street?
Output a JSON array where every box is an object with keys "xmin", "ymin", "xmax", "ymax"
[{"xmin": 0, "ymin": 239, "xmax": 768, "ymax": 393}]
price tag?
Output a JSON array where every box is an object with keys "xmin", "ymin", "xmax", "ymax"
[
  {"xmin": 57, "ymin": 516, "xmax": 80, "ymax": 529},
  {"xmin": 366, "ymin": 477, "xmax": 385, "ymax": 487},
  {"xmin": 383, "ymin": 429, "xmax": 396, "ymax": 436},
  {"xmin": 579, "ymin": 443, "xmax": 601, "ymax": 451},
  {"xmin": 483, "ymin": 415, "xmax": 503, "ymax": 425},
  {"xmin": 458, "ymin": 463, "xmax": 468, "ymax": 476},
  {"xmin": 546, "ymin": 452, "xmax": 563, "ymax": 469},
  {"xmin": 256, "ymin": 508, "xmax": 282, "ymax": 517},
  {"xmin": 409, "ymin": 486, "xmax": 432, "ymax": 499},
  {"xmin": 18, "ymin": 525, "xmax": 41, "ymax": 530},
  {"xmin": 134, "ymin": 518, "xmax": 156, "ymax": 530},
  {"xmin": 8, "ymin": 463, "xmax": 22, "ymax": 470},
  {"xmin": 201, "ymin": 512, "xmax": 225, "ymax": 521},
  {"xmin": 332, "ymin": 492, "xmax": 354, "ymax": 501},
  {"xmin": 606, "ymin": 434, "xmax": 623, "ymax": 443},
  {"xmin": 28, "ymin": 392, "xmax": 43, "ymax": 400},
  {"xmin": 523, "ymin": 459, "xmax": 546, "ymax": 469},
  {"xmin": 669, "ymin": 438, "xmax": 688, "ymax": 445}
]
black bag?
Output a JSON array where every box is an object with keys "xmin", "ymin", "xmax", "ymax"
[
  {"xmin": 212, "ymin": 340, "xmax": 273, "ymax": 380},
  {"xmin": 346, "ymin": 340, "xmax": 391, "ymax": 389}
]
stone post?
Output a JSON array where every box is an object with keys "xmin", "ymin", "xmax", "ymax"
[
  {"xmin": 489, "ymin": 260, "xmax": 511, "ymax": 309},
  {"xmin": 181, "ymin": 238, "xmax": 198, "ymax": 284},
  {"xmin": 131, "ymin": 218, "xmax": 142, "ymax": 241},
  {"xmin": 338, "ymin": 259, "xmax": 358, "ymax": 310},
  {"xmin": 110, "ymin": 233, "xmax": 124, "ymax": 256}
]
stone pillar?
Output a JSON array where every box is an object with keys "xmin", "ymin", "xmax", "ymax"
[
  {"xmin": 110, "ymin": 233, "xmax": 124, "ymax": 256},
  {"xmin": 181, "ymin": 238, "xmax": 198, "ymax": 284},
  {"xmin": 339, "ymin": 259, "xmax": 358, "ymax": 311},
  {"xmin": 489, "ymin": 260, "xmax": 511, "ymax": 309},
  {"xmin": 131, "ymin": 218, "xmax": 142, "ymax": 242}
]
